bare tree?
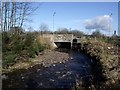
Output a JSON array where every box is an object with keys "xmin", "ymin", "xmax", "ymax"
[
  {"xmin": 9, "ymin": 2, "xmax": 15, "ymax": 29},
  {"xmin": 92, "ymin": 29, "xmax": 102, "ymax": 38},
  {"xmin": 27, "ymin": 26, "xmax": 34, "ymax": 32},
  {"xmin": 71, "ymin": 30, "xmax": 84, "ymax": 38},
  {"xmin": 2, "ymin": 2, "xmax": 39, "ymax": 32},
  {"xmin": 55, "ymin": 28, "xmax": 69, "ymax": 34},
  {"xmin": 3, "ymin": 2, "xmax": 8, "ymax": 31},
  {"xmin": 39, "ymin": 23, "xmax": 50, "ymax": 34},
  {"xmin": 7, "ymin": 2, "xmax": 10, "ymax": 31},
  {"xmin": 0, "ymin": 2, "xmax": 2, "ymax": 32},
  {"xmin": 13, "ymin": 2, "xmax": 17, "ymax": 27},
  {"xmin": 19, "ymin": 2, "xmax": 39, "ymax": 27},
  {"xmin": 17, "ymin": 2, "xmax": 24, "ymax": 27}
]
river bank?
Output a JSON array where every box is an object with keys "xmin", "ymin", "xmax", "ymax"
[
  {"xmin": 2, "ymin": 49, "xmax": 69, "ymax": 73},
  {"xmin": 79, "ymin": 38, "xmax": 120, "ymax": 89}
]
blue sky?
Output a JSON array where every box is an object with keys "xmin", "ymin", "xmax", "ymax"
[{"xmin": 25, "ymin": 2, "xmax": 118, "ymax": 36}]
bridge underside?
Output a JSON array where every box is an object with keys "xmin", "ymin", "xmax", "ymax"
[
  {"xmin": 54, "ymin": 42, "xmax": 71, "ymax": 49},
  {"xmin": 54, "ymin": 42, "xmax": 81, "ymax": 49}
]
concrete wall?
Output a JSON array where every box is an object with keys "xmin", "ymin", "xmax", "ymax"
[
  {"xmin": 54, "ymin": 34, "xmax": 73, "ymax": 42},
  {"xmin": 41, "ymin": 34, "xmax": 75, "ymax": 48}
]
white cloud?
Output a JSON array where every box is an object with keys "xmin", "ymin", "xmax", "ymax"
[{"xmin": 84, "ymin": 15, "xmax": 112, "ymax": 31}]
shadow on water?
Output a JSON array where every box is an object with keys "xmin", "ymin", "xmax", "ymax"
[{"xmin": 2, "ymin": 49, "xmax": 106, "ymax": 90}]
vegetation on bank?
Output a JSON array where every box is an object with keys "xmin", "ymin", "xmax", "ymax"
[
  {"xmin": 2, "ymin": 31, "xmax": 46, "ymax": 69},
  {"xmin": 78, "ymin": 36, "xmax": 120, "ymax": 89}
]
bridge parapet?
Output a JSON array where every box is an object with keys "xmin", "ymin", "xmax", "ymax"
[{"xmin": 54, "ymin": 34, "xmax": 73, "ymax": 42}]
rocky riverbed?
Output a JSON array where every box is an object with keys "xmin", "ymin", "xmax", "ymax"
[
  {"xmin": 2, "ymin": 49, "xmax": 94, "ymax": 90},
  {"xmin": 31, "ymin": 49, "xmax": 70, "ymax": 67},
  {"xmin": 2, "ymin": 49, "xmax": 70, "ymax": 89}
]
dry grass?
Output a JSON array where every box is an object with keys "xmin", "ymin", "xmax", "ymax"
[
  {"xmin": 79, "ymin": 37, "xmax": 120, "ymax": 89},
  {"xmin": 37, "ymin": 35, "xmax": 53, "ymax": 49}
]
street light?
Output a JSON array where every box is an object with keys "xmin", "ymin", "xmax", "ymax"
[
  {"xmin": 109, "ymin": 13, "xmax": 112, "ymax": 36},
  {"xmin": 108, "ymin": 13, "xmax": 112, "ymax": 43},
  {"xmin": 53, "ymin": 12, "xmax": 56, "ymax": 41},
  {"xmin": 53, "ymin": 12, "xmax": 56, "ymax": 31}
]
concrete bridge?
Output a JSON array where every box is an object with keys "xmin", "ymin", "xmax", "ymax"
[
  {"xmin": 54, "ymin": 34, "xmax": 73, "ymax": 48},
  {"xmin": 42, "ymin": 34, "xmax": 80, "ymax": 49}
]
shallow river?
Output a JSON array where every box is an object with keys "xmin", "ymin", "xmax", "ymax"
[{"xmin": 26, "ymin": 50, "xmax": 94, "ymax": 89}]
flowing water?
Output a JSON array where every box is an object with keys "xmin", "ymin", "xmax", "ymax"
[{"xmin": 26, "ymin": 50, "xmax": 94, "ymax": 89}]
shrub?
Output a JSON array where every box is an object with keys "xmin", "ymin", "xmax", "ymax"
[
  {"xmin": 24, "ymin": 33, "xmax": 35, "ymax": 48},
  {"xmin": 11, "ymin": 34, "xmax": 24, "ymax": 54},
  {"xmin": 24, "ymin": 33, "xmax": 40, "ymax": 58},
  {"xmin": 2, "ymin": 52, "xmax": 18, "ymax": 68},
  {"xmin": 38, "ymin": 43, "xmax": 45, "ymax": 52},
  {"xmin": 2, "ymin": 32, "xmax": 10, "ymax": 52},
  {"xmin": 2, "ymin": 31, "xmax": 46, "ymax": 68},
  {"xmin": 27, "ymin": 40, "xmax": 46, "ymax": 58},
  {"xmin": 28, "ymin": 41, "xmax": 38, "ymax": 58}
]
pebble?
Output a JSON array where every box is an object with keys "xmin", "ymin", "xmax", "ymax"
[
  {"xmin": 53, "ymin": 64, "xmax": 56, "ymax": 67},
  {"xmin": 67, "ymin": 71, "xmax": 72, "ymax": 75},
  {"xmin": 59, "ymin": 61, "xmax": 62, "ymax": 64},
  {"xmin": 108, "ymin": 47, "xmax": 111, "ymax": 49},
  {"xmin": 91, "ymin": 85, "xmax": 95, "ymax": 89},
  {"xmin": 62, "ymin": 74, "xmax": 66, "ymax": 78},
  {"xmin": 39, "ymin": 82, "xmax": 43, "ymax": 86},
  {"xmin": 21, "ymin": 76, "xmax": 25, "ymax": 79},
  {"xmin": 111, "ymin": 79, "xmax": 115, "ymax": 84},
  {"xmin": 70, "ymin": 57, "xmax": 73, "ymax": 60},
  {"xmin": 37, "ymin": 69, "xmax": 41, "ymax": 72},
  {"xmin": 56, "ymin": 71, "xmax": 60, "ymax": 74},
  {"xmin": 2, "ymin": 75, "xmax": 8, "ymax": 80},
  {"xmin": 49, "ymin": 78, "xmax": 55, "ymax": 82}
]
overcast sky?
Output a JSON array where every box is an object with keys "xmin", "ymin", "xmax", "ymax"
[{"xmin": 25, "ymin": 2, "xmax": 118, "ymax": 36}]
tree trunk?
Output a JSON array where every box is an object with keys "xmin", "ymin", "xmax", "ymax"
[
  {"xmin": 20, "ymin": 3, "xmax": 27, "ymax": 27},
  {"xmin": 10, "ymin": 2, "xmax": 14, "ymax": 29}
]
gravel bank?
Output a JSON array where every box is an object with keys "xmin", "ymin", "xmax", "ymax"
[{"xmin": 31, "ymin": 49, "xmax": 69, "ymax": 67}]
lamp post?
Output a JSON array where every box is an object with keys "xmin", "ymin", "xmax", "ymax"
[
  {"xmin": 53, "ymin": 12, "xmax": 56, "ymax": 41},
  {"xmin": 109, "ymin": 13, "xmax": 112, "ymax": 36},
  {"xmin": 53, "ymin": 12, "xmax": 56, "ymax": 32},
  {"xmin": 108, "ymin": 13, "xmax": 112, "ymax": 43}
]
